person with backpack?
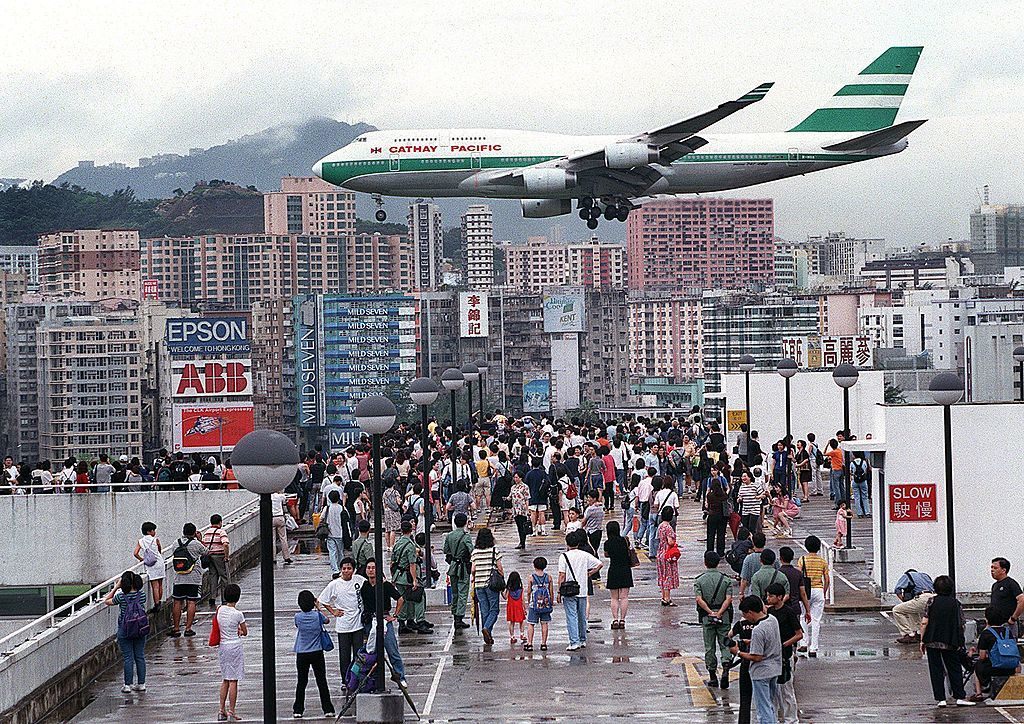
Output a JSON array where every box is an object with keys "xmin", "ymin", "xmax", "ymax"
[
  {"xmin": 748, "ymin": 549, "xmax": 789, "ymax": 602},
  {"xmin": 849, "ymin": 452, "xmax": 872, "ymax": 517},
  {"xmin": 695, "ymin": 551, "xmax": 734, "ymax": 690},
  {"xmin": 442, "ymin": 512, "xmax": 474, "ymax": 631},
  {"xmin": 891, "ymin": 569, "xmax": 936, "ymax": 644},
  {"xmin": 919, "ymin": 575, "xmax": 976, "ymax": 707},
  {"xmin": 726, "ymin": 528, "xmax": 754, "ymax": 576},
  {"xmin": 392, "ymin": 520, "xmax": 428, "ymax": 635},
  {"xmin": 169, "ymin": 522, "xmax": 207, "ymax": 638},
  {"xmin": 134, "ymin": 522, "xmax": 164, "ymax": 609},
  {"xmin": 525, "ymin": 556, "xmax": 554, "ymax": 651},
  {"xmin": 104, "ymin": 570, "xmax": 148, "ymax": 693},
  {"xmin": 971, "ymin": 605, "xmax": 1022, "ymax": 702}
]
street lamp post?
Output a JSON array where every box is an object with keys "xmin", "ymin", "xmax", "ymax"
[
  {"xmin": 777, "ymin": 358, "xmax": 798, "ymax": 497},
  {"xmin": 354, "ymin": 396, "xmax": 397, "ymax": 694},
  {"xmin": 929, "ymin": 372, "xmax": 963, "ymax": 589},
  {"xmin": 475, "ymin": 359, "xmax": 490, "ymax": 432},
  {"xmin": 461, "ymin": 363, "xmax": 480, "ymax": 443},
  {"xmin": 739, "ymin": 355, "xmax": 756, "ymax": 467},
  {"xmin": 409, "ymin": 377, "xmax": 440, "ymax": 587},
  {"xmin": 441, "ymin": 368, "xmax": 465, "ymax": 504},
  {"xmin": 1014, "ymin": 347, "xmax": 1024, "ymax": 402},
  {"xmin": 832, "ymin": 363, "xmax": 860, "ymax": 550},
  {"xmin": 231, "ymin": 430, "xmax": 300, "ymax": 724}
]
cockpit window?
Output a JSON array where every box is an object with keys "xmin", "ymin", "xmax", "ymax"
[{"xmin": 357, "ymin": 137, "xmax": 367, "ymax": 142}]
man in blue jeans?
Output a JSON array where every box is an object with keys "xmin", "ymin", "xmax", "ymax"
[
  {"xmin": 730, "ymin": 595, "xmax": 782, "ymax": 724},
  {"xmin": 556, "ymin": 529, "xmax": 602, "ymax": 651},
  {"xmin": 359, "ymin": 559, "xmax": 407, "ymax": 687},
  {"xmin": 849, "ymin": 453, "xmax": 872, "ymax": 517}
]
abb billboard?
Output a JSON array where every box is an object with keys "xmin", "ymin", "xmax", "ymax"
[
  {"xmin": 172, "ymin": 359, "xmax": 252, "ymax": 397},
  {"xmin": 173, "ymin": 403, "xmax": 255, "ymax": 452}
]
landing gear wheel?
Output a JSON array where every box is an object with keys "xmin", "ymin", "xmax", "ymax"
[
  {"xmin": 586, "ymin": 218, "xmax": 599, "ymax": 230},
  {"xmin": 616, "ymin": 206, "xmax": 630, "ymax": 222},
  {"xmin": 578, "ymin": 208, "xmax": 589, "ymax": 220},
  {"xmin": 579, "ymin": 196, "xmax": 594, "ymax": 209},
  {"xmin": 588, "ymin": 206, "xmax": 602, "ymax": 221},
  {"xmin": 375, "ymin": 209, "xmax": 387, "ymax": 222},
  {"xmin": 603, "ymin": 206, "xmax": 617, "ymax": 221}
]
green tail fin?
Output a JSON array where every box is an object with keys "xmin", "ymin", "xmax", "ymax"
[{"xmin": 789, "ymin": 46, "xmax": 923, "ymax": 133}]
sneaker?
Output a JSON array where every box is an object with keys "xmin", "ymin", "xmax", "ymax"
[
  {"xmin": 132, "ymin": 684, "xmax": 146, "ymax": 692},
  {"xmin": 167, "ymin": 630, "xmax": 181, "ymax": 638},
  {"xmin": 121, "ymin": 684, "xmax": 132, "ymax": 693},
  {"xmin": 293, "ymin": 714, "xmax": 303, "ymax": 719},
  {"xmin": 955, "ymin": 699, "xmax": 976, "ymax": 707},
  {"xmin": 323, "ymin": 713, "xmax": 336, "ymax": 719},
  {"xmin": 579, "ymin": 641, "xmax": 587, "ymax": 648},
  {"xmin": 935, "ymin": 701, "xmax": 947, "ymax": 708},
  {"xmin": 482, "ymin": 628, "xmax": 493, "ymax": 645},
  {"xmin": 566, "ymin": 643, "xmax": 581, "ymax": 651},
  {"xmin": 284, "ymin": 559, "xmax": 294, "ymax": 565}
]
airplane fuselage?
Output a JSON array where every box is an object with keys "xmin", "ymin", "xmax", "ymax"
[{"xmin": 315, "ymin": 128, "xmax": 904, "ymax": 200}]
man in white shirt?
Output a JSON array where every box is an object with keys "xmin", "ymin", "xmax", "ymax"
[
  {"xmin": 557, "ymin": 529, "xmax": 603, "ymax": 651},
  {"xmin": 319, "ymin": 557, "xmax": 367, "ymax": 676},
  {"xmin": 270, "ymin": 491, "xmax": 293, "ymax": 565}
]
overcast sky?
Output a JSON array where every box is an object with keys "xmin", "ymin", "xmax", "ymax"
[{"xmin": 2, "ymin": 1, "xmax": 1022, "ymax": 243}]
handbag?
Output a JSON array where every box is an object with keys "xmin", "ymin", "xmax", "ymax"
[
  {"xmin": 663, "ymin": 541, "xmax": 682, "ymax": 562},
  {"xmin": 319, "ymin": 626, "xmax": 335, "ymax": 652},
  {"xmin": 558, "ymin": 553, "xmax": 581, "ymax": 597},
  {"xmin": 486, "ymin": 550, "xmax": 506, "ymax": 592},
  {"xmin": 404, "ymin": 585, "xmax": 425, "ymax": 603},
  {"xmin": 626, "ymin": 538, "xmax": 641, "ymax": 568},
  {"xmin": 208, "ymin": 607, "xmax": 221, "ymax": 647},
  {"xmin": 285, "ymin": 514, "xmax": 299, "ymax": 531},
  {"xmin": 142, "ymin": 540, "xmax": 157, "ymax": 567},
  {"xmin": 800, "ymin": 557, "xmax": 812, "ymax": 598},
  {"xmin": 315, "ymin": 505, "xmax": 331, "ymax": 540}
]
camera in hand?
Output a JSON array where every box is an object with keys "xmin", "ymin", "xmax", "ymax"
[{"xmin": 724, "ymin": 637, "xmax": 737, "ymax": 649}]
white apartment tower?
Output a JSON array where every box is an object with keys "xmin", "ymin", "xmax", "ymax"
[
  {"xmin": 408, "ymin": 202, "xmax": 443, "ymax": 291},
  {"xmin": 462, "ymin": 205, "xmax": 495, "ymax": 289}
]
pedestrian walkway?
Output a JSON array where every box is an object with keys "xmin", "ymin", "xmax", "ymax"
[{"xmin": 72, "ymin": 497, "xmax": 1013, "ymax": 722}]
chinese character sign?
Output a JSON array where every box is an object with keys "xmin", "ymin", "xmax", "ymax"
[
  {"xmin": 459, "ymin": 291, "xmax": 489, "ymax": 337},
  {"xmin": 888, "ymin": 483, "xmax": 937, "ymax": 522},
  {"xmin": 781, "ymin": 337, "xmax": 807, "ymax": 368}
]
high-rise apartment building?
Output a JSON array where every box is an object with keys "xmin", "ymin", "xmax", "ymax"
[
  {"xmin": 804, "ymin": 231, "xmax": 886, "ymax": 281},
  {"xmin": 252, "ymin": 298, "xmax": 296, "ymax": 437},
  {"xmin": 408, "ymin": 202, "xmax": 443, "ymax": 291},
  {"xmin": 38, "ymin": 230, "xmax": 141, "ymax": 300},
  {"xmin": 0, "ymin": 245, "xmax": 39, "ymax": 290},
  {"xmin": 5, "ymin": 299, "xmax": 143, "ymax": 462},
  {"xmin": 970, "ymin": 200, "xmax": 1024, "ymax": 273},
  {"xmin": 505, "ymin": 236, "xmax": 626, "ymax": 292},
  {"xmin": 580, "ymin": 290, "xmax": 633, "ymax": 409},
  {"xmin": 626, "ymin": 198, "xmax": 774, "ymax": 293},
  {"xmin": 0, "ymin": 271, "xmax": 30, "ymax": 453},
  {"xmin": 264, "ymin": 176, "xmax": 356, "ymax": 237},
  {"xmin": 345, "ymin": 234, "xmax": 415, "ymax": 295},
  {"xmin": 628, "ymin": 294, "xmax": 703, "ymax": 381},
  {"xmin": 462, "ymin": 205, "xmax": 495, "ymax": 290},
  {"xmin": 141, "ymin": 234, "xmax": 345, "ymax": 308}
]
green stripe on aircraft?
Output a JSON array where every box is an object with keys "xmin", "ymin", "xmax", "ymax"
[
  {"xmin": 834, "ymin": 83, "xmax": 908, "ymax": 96},
  {"xmin": 858, "ymin": 46, "xmax": 922, "ymax": 75},
  {"xmin": 788, "ymin": 107, "xmax": 899, "ymax": 132}
]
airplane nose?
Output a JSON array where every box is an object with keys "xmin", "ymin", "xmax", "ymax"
[{"xmin": 312, "ymin": 159, "xmax": 324, "ymax": 178}]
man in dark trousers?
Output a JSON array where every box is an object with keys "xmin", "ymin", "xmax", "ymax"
[{"xmin": 442, "ymin": 512, "xmax": 474, "ymax": 630}]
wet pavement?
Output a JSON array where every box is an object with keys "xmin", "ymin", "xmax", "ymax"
[{"xmin": 72, "ymin": 493, "xmax": 1024, "ymax": 722}]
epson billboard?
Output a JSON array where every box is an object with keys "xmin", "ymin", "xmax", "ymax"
[{"xmin": 165, "ymin": 317, "xmax": 251, "ymax": 355}]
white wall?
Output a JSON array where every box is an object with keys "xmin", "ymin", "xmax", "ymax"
[
  {"xmin": 0, "ymin": 490, "xmax": 257, "ymax": 587},
  {"xmin": 872, "ymin": 402, "xmax": 1024, "ymax": 594},
  {"xmin": 720, "ymin": 369, "xmax": 885, "ymax": 447}
]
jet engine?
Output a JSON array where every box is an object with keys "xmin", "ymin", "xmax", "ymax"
[
  {"xmin": 604, "ymin": 142, "xmax": 660, "ymax": 169},
  {"xmin": 521, "ymin": 199, "xmax": 573, "ymax": 218},
  {"xmin": 522, "ymin": 168, "xmax": 577, "ymax": 193}
]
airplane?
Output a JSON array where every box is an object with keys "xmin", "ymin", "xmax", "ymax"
[{"xmin": 313, "ymin": 46, "xmax": 924, "ymax": 230}]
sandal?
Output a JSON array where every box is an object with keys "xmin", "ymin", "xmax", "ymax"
[
  {"xmin": 228, "ymin": 712, "xmax": 242, "ymax": 721},
  {"xmin": 540, "ymin": 644, "xmax": 548, "ymax": 651},
  {"xmin": 523, "ymin": 643, "xmax": 533, "ymax": 651},
  {"xmin": 510, "ymin": 637, "xmax": 517, "ymax": 645}
]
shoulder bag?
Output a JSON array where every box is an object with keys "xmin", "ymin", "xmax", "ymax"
[
  {"xmin": 558, "ymin": 553, "xmax": 581, "ymax": 597},
  {"xmin": 486, "ymin": 549, "xmax": 506, "ymax": 592},
  {"xmin": 626, "ymin": 537, "xmax": 641, "ymax": 568},
  {"xmin": 800, "ymin": 557, "xmax": 812, "ymax": 598}
]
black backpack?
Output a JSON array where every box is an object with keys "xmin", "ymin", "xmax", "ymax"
[
  {"xmin": 852, "ymin": 459, "xmax": 870, "ymax": 483},
  {"xmin": 725, "ymin": 539, "xmax": 752, "ymax": 574},
  {"xmin": 172, "ymin": 537, "xmax": 197, "ymax": 574}
]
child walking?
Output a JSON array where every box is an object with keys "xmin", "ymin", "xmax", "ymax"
[
  {"xmin": 524, "ymin": 558, "xmax": 553, "ymax": 652},
  {"xmin": 834, "ymin": 501, "xmax": 853, "ymax": 547},
  {"xmin": 504, "ymin": 571, "xmax": 526, "ymax": 644}
]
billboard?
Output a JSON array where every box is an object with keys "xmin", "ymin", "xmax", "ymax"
[
  {"xmin": 296, "ymin": 297, "xmax": 326, "ymax": 428},
  {"xmin": 166, "ymin": 317, "xmax": 250, "ymax": 355},
  {"xmin": 459, "ymin": 291, "xmax": 489, "ymax": 337},
  {"xmin": 523, "ymin": 372, "xmax": 551, "ymax": 414},
  {"xmin": 543, "ymin": 289, "xmax": 585, "ymax": 333},
  {"xmin": 142, "ymin": 278, "xmax": 159, "ymax": 300},
  {"xmin": 171, "ymin": 359, "xmax": 252, "ymax": 397},
  {"xmin": 173, "ymin": 403, "xmax": 255, "ymax": 453},
  {"xmin": 781, "ymin": 335, "xmax": 874, "ymax": 369}
]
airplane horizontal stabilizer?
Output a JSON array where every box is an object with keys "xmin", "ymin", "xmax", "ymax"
[{"xmin": 821, "ymin": 119, "xmax": 926, "ymax": 151}]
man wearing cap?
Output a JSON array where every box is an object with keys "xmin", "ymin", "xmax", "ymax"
[
  {"xmin": 443, "ymin": 512, "xmax": 474, "ymax": 630},
  {"xmin": 695, "ymin": 551, "xmax": 735, "ymax": 689}
]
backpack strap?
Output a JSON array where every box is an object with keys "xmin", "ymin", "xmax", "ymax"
[{"xmin": 562, "ymin": 553, "xmax": 578, "ymax": 583}]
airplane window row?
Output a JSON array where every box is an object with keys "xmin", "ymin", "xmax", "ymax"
[{"xmin": 395, "ymin": 138, "xmax": 438, "ymax": 142}]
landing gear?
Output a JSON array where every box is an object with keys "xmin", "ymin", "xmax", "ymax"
[
  {"xmin": 372, "ymin": 194, "xmax": 387, "ymax": 222},
  {"xmin": 577, "ymin": 196, "xmax": 632, "ymax": 228}
]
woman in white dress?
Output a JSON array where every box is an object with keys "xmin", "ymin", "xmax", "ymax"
[
  {"xmin": 215, "ymin": 584, "xmax": 247, "ymax": 721},
  {"xmin": 134, "ymin": 522, "xmax": 164, "ymax": 607}
]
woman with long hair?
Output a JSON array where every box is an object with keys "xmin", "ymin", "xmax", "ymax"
[
  {"xmin": 603, "ymin": 520, "xmax": 634, "ymax": 629},
  {"xmin": 470, "ymin": 527, "xmax": 504, "ymax": 646},
  {"xmin": 104, "ymin": 570, "xmax": 147, "ymax": 693}
]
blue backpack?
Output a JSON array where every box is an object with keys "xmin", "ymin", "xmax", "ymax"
[
  {"xmin": 119, "ymin": 592, "xmax": 151, "ymax": 639},
  {"xmin": 531, "ymin": 573, "xmax": 553, "ymax": 614},
  {"xmin": 987, "ymin": 627, "xmax": 1021, "ymax": 670}
]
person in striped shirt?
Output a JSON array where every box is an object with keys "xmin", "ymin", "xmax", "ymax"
[{"xmin": 797, "ymin": 535, "xmax": 830, "ymax": 657}]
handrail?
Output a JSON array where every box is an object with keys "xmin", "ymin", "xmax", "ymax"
[
  {"xmin": 0, "ymin": 495, "xmax": 260, "ymax": 657},
  {"xmin": 3, "ymin": 480, "xmax": 245, "ymax": 493}
]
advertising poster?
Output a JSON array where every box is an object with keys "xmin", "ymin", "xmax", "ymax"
[
  {"xmin": 781, "ymin": 335, "xmax": 874, "ymax": 369},
  {"xmin": 522, "ymin": 372, "xmax": 551, "ymax": 413},
  {"xmin": 296, "ymin": 297, "xmax": 326, "ymax": 428},
  {"xmin": 173, "ymin": 403, "xmax": 255, "ymax": 452},
  {"xmin": 166, "ymin": 317, "xmax": 250, "ymax": 355},
  {"xmin": 171, "ymin": 359, "xmax": 252, "ymax": 397},
  {"xmin": 459, "ymin": 291, "xmax": 489, "ymax": 337},
  {"xmin": 543, "ymin": 289, "xmax": 585, "ymax": 333}
]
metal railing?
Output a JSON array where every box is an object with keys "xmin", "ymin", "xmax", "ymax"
[
  {"xmin": 3, "ymin": 479, "xmax": 246, "ymax": 494},
  {"xmin": 0, "ymin": 495, "xmax": 259, "ymax": 657}
]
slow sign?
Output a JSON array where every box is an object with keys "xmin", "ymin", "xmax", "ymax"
[{"xmin": 888, "ymin": 483, "xmax": 937, "ymax": 522}]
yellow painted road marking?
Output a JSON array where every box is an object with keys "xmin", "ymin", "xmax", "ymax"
[{"xmin": 672, "ymin": 655, "xmax": 717, "ymax": 708}]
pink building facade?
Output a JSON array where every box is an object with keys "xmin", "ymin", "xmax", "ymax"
[{"xmin": 264, "ymin": 176, "xmax": 356, "ymax": 237}]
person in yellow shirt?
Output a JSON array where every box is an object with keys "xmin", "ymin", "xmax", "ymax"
[{"xmin": 796, "ymin": 535, "xmax": 830, "ymax": 657}]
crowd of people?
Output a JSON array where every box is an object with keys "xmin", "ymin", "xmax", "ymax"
[{"xmin": 91, "ymin": 406, "xmax": 1021, "ymax": 721}]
